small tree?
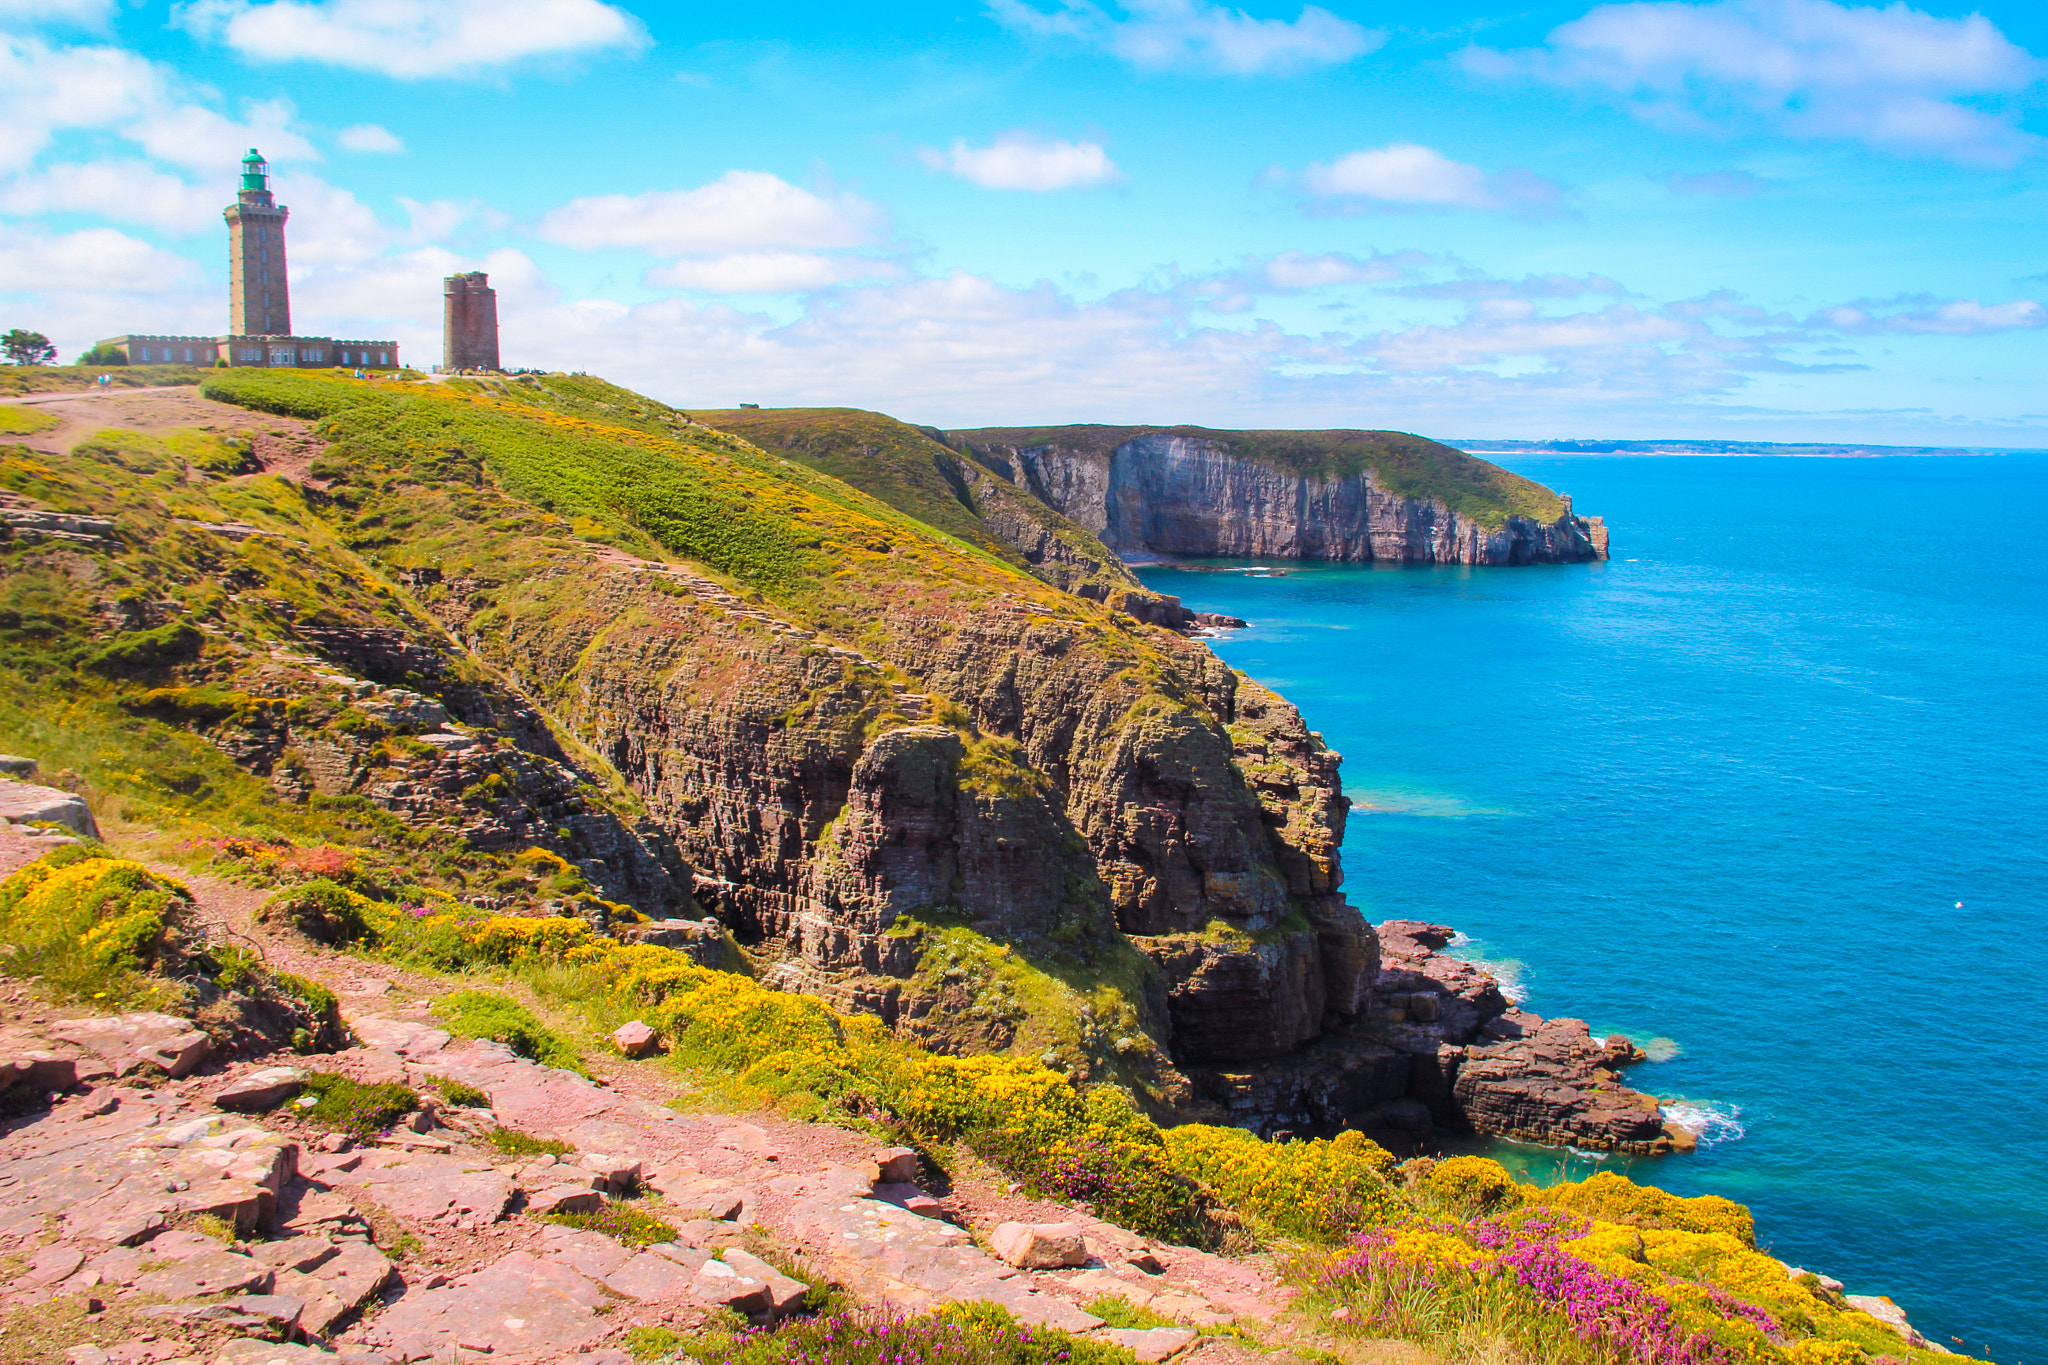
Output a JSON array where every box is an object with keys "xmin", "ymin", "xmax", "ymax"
[
  {"xmin": 77, "ymin": 343, "xmax": 128, "ymax": 367},
  {"xmin": 3, "ymin": 330, "xmax": 57, "ymax": 366}
]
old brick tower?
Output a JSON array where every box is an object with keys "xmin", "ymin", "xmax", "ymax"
[
  {"xmin": 443, "ymin": 272, "xmax": 500, "ymax": 372},
  {"xmin": 226, "ymin": 149, "xmax": 290, "ymax": 336}
]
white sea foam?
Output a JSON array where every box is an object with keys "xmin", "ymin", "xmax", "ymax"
[
  {"xmin": 1445, "ymin": 932, "xmax": 1527, "ymax": 1002},
  {"xmin": 1641, "ymin": 1036, "xmax": 1682, "ymax": 1063},
  {"xmin": 1661, "ymin": 1099, "xmax": 1746, "ymax": 1146}
]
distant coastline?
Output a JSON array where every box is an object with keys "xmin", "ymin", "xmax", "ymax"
[{"xmin": 1454, "ymin": 438, "xmax": 2048, "ymax": 458}]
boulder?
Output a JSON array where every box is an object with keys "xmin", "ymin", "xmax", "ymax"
[
  {"xmin": 872, "ymin": 1146, "xmax": 920, "ymax": 1183},
  {"xmin": 989, "ymin": 1221, "xmax": 1088, "ymax": 1270},
  {"xmin": 0, "ymin": 776, "xmax": 98, "ymax": 837},
  {"xmin": 0, "ymin": 1052, "xmax": 77, "ymax": 1093},
  {"xmin": 610, "ymin": 1020, "xmax": 658, "ymax": 1057},
  {"xmin": 216, "ymin": 1066, "xmax": 307, "ymax": 1112},
  {"xmin": 720, "ymin": 1248, "xmax": 812, "ymax": 1319},
  {"xmin": 0, "ymin": 755, "xmax": 36, "ymax": 777},
  {"xmin": 528, "ymin": 1184, "xmax": 603, "ymax": 1216},
  {"xmin": 52, "ymin": 1012, "xmax": 213, "ymax": 1079},
  {"xmin": 691, "ymin": 1255, "xmax": 774, "ymax": 1315},
  {"xmin": 576, "ymin": 1152, "xmax": 643, "ymax": 1195}
]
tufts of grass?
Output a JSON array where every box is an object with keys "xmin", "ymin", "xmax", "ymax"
[
  {"xmin": 541, "ymin": 1203, "xmax": 678, "ymax": 1248},
  {"xmin": 433, "ymin": 988, "xmax": 585, "ymax": 1073},
  {"xmin": 439, "ymin": 1079, "xmax": 491, "ymax": 1108},
  {"xmin": 483, "ymin": 1125, "xmax": 572, "ymax": 1159},
  {"xmin": 295, "ymin": 1071, "xmax": 417, "ymax": 1141},
  {"xmin": 1080, "ymin": 1295, "xmax": 1179, "ymax": 1331}
]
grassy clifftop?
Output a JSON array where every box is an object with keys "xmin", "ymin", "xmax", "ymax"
[{"xmin": 953, "ymin": 423, "xmax": 1568, "ymax": 528}]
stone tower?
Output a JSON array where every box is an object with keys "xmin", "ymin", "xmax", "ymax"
[
  {"xmin": 225, "ymin": 149, "xmax": 290, "ymax": 337},
  {"xmin": 443, "ymin": 272, "xmax": 500, "ymax": 372}
]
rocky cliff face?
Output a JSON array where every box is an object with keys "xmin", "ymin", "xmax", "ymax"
[{"xmin": 958, "ymin": 430, "xmax": 1607, "ymax": 566}]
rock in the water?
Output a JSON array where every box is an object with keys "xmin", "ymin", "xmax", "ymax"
[
  {"xmin": 610, "ymin": 1020, "xmax": 658, "ymax": 1057},
  {"xmin": 216, "ymin": 1066, "xmax": 308, "ymax": 1112},
  {"xmin": 989, "ymin": 1221, "xmax": 1088, "ymax": 1270},
  {"xmin": 1449, "ymin": 1015, "xmax": 1674, "ymax": 1154}
]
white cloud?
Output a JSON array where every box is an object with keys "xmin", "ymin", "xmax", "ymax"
[
  {"xmin": 1394, "ymin": 272, "xmax": 1631, "ymax": 300},
  {"xmin": 0, "ymin": 34, "xmax": 319, "ymax": 177},
  {"xmin": 989, "ymin": 0, "xmax": 1380, "ymax": 75},
  {"xmin": 179, "ymin": 0, "xmax": 647, "ymax": 78},
  {"xmin": 647, "ymin": 252, "xmax": 896, "ymax": 294},
  {"xmin": 0, "ymin": 223, "xmax": 198, "ymax": 292},
  {"xmin": 1302, "ymin": 143, "xmax": 1565, "ymax": 215},
  {"xmin": 1262, "ymin": 249, "xmax": 1427, "ymax": 288},
  {"xmin": 0, "ymin": 159, "xmax": 222, "ymax": 233},
  {"xmin": 1464, "ymin": 0, "xmax": 2044, "ymax": 165},
  {"xmin": 338, "ymin": 122, "xmax": 404, "ymax": 154},
  {"xmin": 537, "ymin": 171, "xmax": 885, "ymax": 255},
  {"xmin": 0, "ymin": 0, "xmax": 114, "ymax": 22},
  {"xmin": 919, "ymin": 132, "xmax": 1123, "ymax": 191},
  {"xmin": 126, "ymin": 96, "xmax": 318, "ymax": 171},
  {"xmin": 1812, "ymin": 296, "xmax": 2047, "ymax": 335}
]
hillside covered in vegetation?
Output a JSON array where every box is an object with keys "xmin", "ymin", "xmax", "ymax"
[{"xmin": 0, "ymin": 368, "xmax": 1945, "ymax": 1365}]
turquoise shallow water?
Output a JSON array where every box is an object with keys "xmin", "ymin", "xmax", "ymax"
[{"xmin": 1137, "ymin": 454, "xmax": 2048, "ymax": 1364}]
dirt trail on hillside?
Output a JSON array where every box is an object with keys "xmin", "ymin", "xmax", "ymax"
[{"xmin": 0, "ymin": 386, "xmax": 323, "ymax": 475}]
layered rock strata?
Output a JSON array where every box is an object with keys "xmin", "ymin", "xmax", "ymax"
[{"xmin": 955, "ymin": 429, "xmax": 1607, "ymax": 566}]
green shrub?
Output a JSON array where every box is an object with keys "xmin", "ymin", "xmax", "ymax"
[
  {"xmin": 84, "ymin": 622, "xmax": 202, "ymax": 674},
  {"xmin": 1162, "ymin": 1125, "xmax": 1397, "ymax": 1241},
  {"xmin": 1420, "ymin": 1156, "xmax": 1523, "ymax": 1216},
  {"xmin": 258, "ymin": 878, "xmax": 383, "ymax": 945},
  {"xmin": 700, "ymin": 1303, "xmax": 1134, "ymax": 1365},
  {"xmin": 624, "ymin": 1326, "xmax": 684, "ymax": 1363},
  {"xmin": 440, "ymin": 1079, "xmax": 491, "ymax": 1108},
  {"xmin": 0, "ymin": 852, "xmax": 190, "ymax": 1003},
  {"xmin": 434, "ymin": 988, "xmax": 584, "ymax": 1072},
  {"xmin": 542, "ymin": 1203, "xmax": 678, "ymax": 1248},
  {"xmin": 1530, "ymin": 1170, "xmax": 1755, "ymax": 1245},
  {"xmin": 295, "ymin": 1071, "xmax": 417, "ymax": 1140},
  {"xmin": 483, "ymin": 1125, "xmax": 572, "ymax": 1158}
]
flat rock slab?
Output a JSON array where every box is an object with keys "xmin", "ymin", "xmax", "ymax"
[
  {"xmin": 48, "ymin": 1012, "xmax": 212, "ymax": 1078},
  {"xmin": 314, "ymin": 1147, "xmax": 514, "ymax": 1231},
  {"xmin": 360, "ymin": 1250, "xmax": 609, "ymax": 1363},
  {"xmin": 1106, "ymin": 1329, "xmax": 1200, "ymax": 1363}
]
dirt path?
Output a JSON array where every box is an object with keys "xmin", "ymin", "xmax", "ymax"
[{"xmin": 0, "ymin": 386, "xmax": 322, "ymax": 473}]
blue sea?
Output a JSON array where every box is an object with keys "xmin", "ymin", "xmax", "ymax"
[{"xmin": 1136, "ymin": 454, "xmax": 2048, "ymax": 1364}]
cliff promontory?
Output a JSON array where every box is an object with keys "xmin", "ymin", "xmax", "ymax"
[{"xmin": 951, "ymin": 424, "xmax": 1610, "ymax": 565}]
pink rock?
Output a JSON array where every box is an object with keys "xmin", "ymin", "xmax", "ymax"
[
  {"xmin": 610, "ymin": 1021, "xmax": 658, "ymax": 1057},
  {"xmin": 1105, "ymin": 1328, "xmax": 1199, "ymax": 1363},
  {"xmin": 214, "ymin": 1067, "xmax": 306, "ymax": 1113},
  {"xmin": 989, "ymin": 1221, "xmax": 1088, "ymax": 1270},
  {"xmin": 690, "ymin": 1256, "xmax": 773, "ymax": 1315},
  {"xmin": 872, "ymin": 1147, "xmax": 920, "ymax": 1184},
  {"xmin": 601, "ymin": 1251, "xmax": 693, "ymax": 1302},
  {"xmin": 528, "ymin": 1185, "xmax": 602, "ymax": 1216}
]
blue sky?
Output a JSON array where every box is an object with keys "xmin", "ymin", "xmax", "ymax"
[{"xmin": 2, "ymin": 0, "xmax": 2043, "ymax": 443}]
